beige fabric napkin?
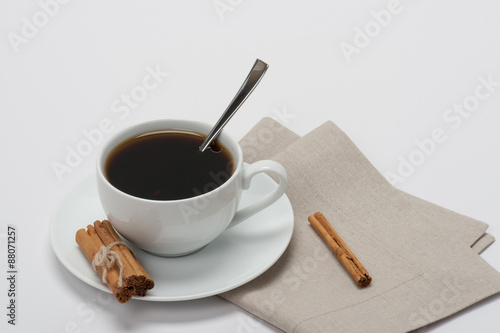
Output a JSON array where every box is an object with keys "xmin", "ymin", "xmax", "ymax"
[{"xmin": 221, "ymin": 118, "xmax": 500, "ymax": 333}]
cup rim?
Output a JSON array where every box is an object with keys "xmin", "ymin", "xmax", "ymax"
[{"xmin": 96, "ymin": 119, "xmax": 243, "ymax": 204}]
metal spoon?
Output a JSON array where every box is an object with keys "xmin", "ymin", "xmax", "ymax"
[{"xmin": 199, "ymin": 59, "xmax": 269, "ymax": 152}]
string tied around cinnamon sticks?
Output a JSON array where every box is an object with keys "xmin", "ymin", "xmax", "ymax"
[
  {"xmin": 308, "ymin": 212, "xmax": 372, "ymax": 287},
  {"xmin": 92, "ymin": 241, "xmax": 135, "ymax": 288}
]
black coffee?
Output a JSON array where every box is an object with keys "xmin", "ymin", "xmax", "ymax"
[{"xmin": 105, "ymin": 130, "xmax": 234, "ymax": 200}]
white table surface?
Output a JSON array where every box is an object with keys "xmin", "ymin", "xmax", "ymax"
[{"xmin": 1, "ymin": 1, "xmax": 499, "ymax": 332}]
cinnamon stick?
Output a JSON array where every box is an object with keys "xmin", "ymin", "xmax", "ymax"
[
  {"xmin": 75, "ymin": 226, "xmax": 134, "ymax": 303},
  {"xmin": 308, "ymin": 212, "xmax": 372, "ymax": 287}
]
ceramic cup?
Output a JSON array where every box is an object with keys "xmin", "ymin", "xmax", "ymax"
[{"xmin": 96, "ymin": 119, "xmax": 287, "ymax": 257}]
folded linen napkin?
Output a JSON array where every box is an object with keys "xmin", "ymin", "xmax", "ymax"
[{"xmin": 221, "ymin": 118, "xmax": 500, "ymax": 333}]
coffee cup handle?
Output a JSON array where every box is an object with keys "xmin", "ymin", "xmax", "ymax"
[{"xmin": 227, "ymin": 160, "xmax": 287, "ymax": 229}]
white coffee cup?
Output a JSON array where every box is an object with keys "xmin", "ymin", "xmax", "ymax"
[{"xmin": 96, "ymin": 119, "xmax": 287, "ymax": 257}]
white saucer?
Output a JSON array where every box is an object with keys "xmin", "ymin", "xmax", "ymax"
[{"xmin": 50, "ymin": 172, "xmax": 294, "ymax": 301}]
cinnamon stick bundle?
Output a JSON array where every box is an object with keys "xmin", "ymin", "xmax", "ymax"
[
  {"xmin": 75, "ymin": 226, "xmax": 134, "ymax": 303},
  {"xmin": 75, "ymin": 220, "xmax": 154, "ymax": 303},
  {"xmin": 308, "ymin": 212, "xmax": 372, "ymax": 287}
]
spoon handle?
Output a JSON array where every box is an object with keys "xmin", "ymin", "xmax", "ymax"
[{"xmin": 199, "ymin": 59, "xmax": 269, "ymax": 152}]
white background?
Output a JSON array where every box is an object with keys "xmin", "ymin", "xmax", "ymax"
[{"xmin": 1, "ymin": 0, "xmax": 499, "ymax": 332}]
